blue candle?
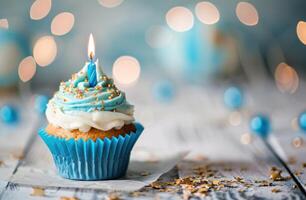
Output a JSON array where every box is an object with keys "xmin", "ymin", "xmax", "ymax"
[
  {"xmin": 87, "ymin": 60, "xmax": 97, "ymax": 87},
  {"xmin": 87, "ymin": 33, "xmax": 97, "ymax": 87}
]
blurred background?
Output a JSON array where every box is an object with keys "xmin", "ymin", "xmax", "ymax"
[
  {"xmin": 0, "ymin": 0, "xmax": 306, "ymax": 101},
  {"xmin": 2, "ymin": 1, "xmax": 306, "ymax": 196}
]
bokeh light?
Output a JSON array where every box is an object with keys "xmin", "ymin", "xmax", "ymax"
[
  {"xmin": 296, "ymin": 21, "xmax": 306, "ymax": 45},
  {"xmin": 0, "ymin": 105, "xmax": 18, "ymax": 124},
  {"xmin": 30, "ymin": 0, "xmax": 52, "ymax": 20},
  {"xmin": 166, "ymin": 6, "xmax": 194, "ymax": 32},
  {"xmin": 33, "ymin": 36, "xmax": 57, "ymax": 67},
  {"xmin": 236, "ymin": 2, "xmax": 259, "ymax": 26},
  {"xmin": 146, "ymin": 26, "xmax": 173, "ymax": 48},
  {"xmin": 240, "ymin": 133, "xmax": 252, "ymax": 145},
  {"xmin": 274, "ymin": 62, "xmax": 299, "ymax": 94},
  {"xmin": 51, "ymin": 12, "xmax": 75, "ymax": 36},
  {"xmin": 18, "ymin": 56, "xmax": 36, "ymax": 82},
  {"xmin": 195, "ymin": 2, "xmax": 220, "ymax": 25},
  {"xmin": 113, "ymin": 56, "xmax": 141, "ymax": 85},
  {"xmin": 228, "ymin": 111, "xmax": 242, "ymax": 126},
  {"xmin": 224, "ymin": 86, "xmax": 244, "ymax": 110},
  {"xmin": 98, "ymin": 0, "xmax": 124, "ymax": 8},
  {"xmin": 0, "ymin": 19, "xmax": 9, "ymax": 29}
]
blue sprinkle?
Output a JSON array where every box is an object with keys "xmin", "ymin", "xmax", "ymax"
[
  {"xmin": 298, "ymin": 111, "xmax": 306, "ymax": 132},
  {"xmin": 153, "ymin": 80, "xmax": 175, "ymax": 103},
  {"xmin": 224, "ymin": 86, "xmax": 243, "ymax": 110},
  {"xmin": 250, "ymin": 114, "xmax": 270, "ymax": 139},
  {"xmin": 0, "ymin": 105, "xmax": 18, "ymax": 124},
  {"xmin": 35, "ymin": 95, "xmax": 49, "ymax": 114}
]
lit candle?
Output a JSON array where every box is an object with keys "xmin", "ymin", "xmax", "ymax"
[{"xmin": 87, "ymin": 33, "xmax": 97, "ymax": 87}]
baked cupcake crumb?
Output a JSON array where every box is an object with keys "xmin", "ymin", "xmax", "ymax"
[{"xmin": 46, "ymin": 123, "xmax": 136, "ymax": 141}]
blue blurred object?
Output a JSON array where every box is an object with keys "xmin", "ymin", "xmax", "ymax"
[
  {"xmin": 0, "ymin": 105, "xmax": 18, "ymax": 124},
  {"xmin": 153, "ymin": 80, "xmax": 175, "ymax": 103},
  {"xmin": 159, "ymin": 25, "xmax": 233, "ymax": 82},
  {"xmin": 224, "ymin": 86, "xmax": 243, "ymax": 110},
  {"xmin": 250, "ymin": 114, "xmax": 270, "ymax": 139},
  {"xmin": 34, "ymin": 95, "xmax": 49, "ymax": 114},
  {"xmin": 298, "ymin": 111, "xmax": 306, "ymax": 132}
]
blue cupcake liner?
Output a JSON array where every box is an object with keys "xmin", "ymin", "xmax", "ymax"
[{"xmin": 39, "ymin": 123, "xmax": 143, "ymax": 180}]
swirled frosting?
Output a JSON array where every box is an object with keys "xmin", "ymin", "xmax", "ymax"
[{"xmin": 46, "ymin": 60, "xmax": 134, "ymax": 132}]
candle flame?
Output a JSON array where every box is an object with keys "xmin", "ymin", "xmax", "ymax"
[{"xmin": 88, "ymin": 33, "xmax": 95, "ymax": 60}]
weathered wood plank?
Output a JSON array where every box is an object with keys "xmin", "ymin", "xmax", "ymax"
[
  {"xmin": 0, "ymin": 98, "xmax": 41, "ymax": 199},
  {"xmin": 170, "ymin": 85, "xmax": 305, "ymax": 199},
  {"xmin": 175, "ymin": 118, "xmax": 303, "ymax": 199},
  {"xmin": 248, "ymin": 82, "xmax": 306, "ymax": 194},
  {"xmin": 272, "ymin": 128, "xmax": 306, "ymax": 191},
  {"xmin": 2, "ymin": 83, "xmax": 306, "ymax": 199},
  {"xmin": 1, "ymin": 169, "xmax": 181, "ymax": 200}
]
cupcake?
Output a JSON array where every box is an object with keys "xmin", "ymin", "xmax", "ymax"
[{"xmin": 39, "ymin": 47, "xmax": 143, "ymax": 180}]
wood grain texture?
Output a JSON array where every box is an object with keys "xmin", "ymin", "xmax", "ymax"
[{"xmin": 1, "ymin": 83, "xmax": 306, "ymax": 199}]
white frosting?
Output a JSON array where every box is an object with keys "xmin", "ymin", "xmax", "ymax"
[{"xmin": 46, "ymin": 103, "xmax": 134, "ymax": 132}]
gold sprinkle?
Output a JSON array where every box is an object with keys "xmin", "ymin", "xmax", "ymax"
[
  {"xmin": 238, "ymin": 188, "xmax": 246, "ymax": 193},
  {"xmin": 294, "ymin": 170, "xmax": 303, "ymax": 176},
  {"xmin": 106, "ymin": 193, "xmax": 121, "ymax": 200},
  {"xmin": 234, "ymin": 176, "xmax": 243, "ymax": 182},
  {"xmin": 146, "ymin": 159, "xmax": 159, "ymax": 163},
  {"xmin": 140, "ymin": 171, "xmax": 150, "ymax": 176},
  {"xmin": 256, "ymin": 179, "xmax": 273, "ymax": 187},
  {"xmin": 292, "ymin": 137, "xmax": 303, "ymax": 148},
  {"xmin": 150, "ymin": 182, "xmax": 164, "ymax": 189},
  {"xmin": 212, "ymin": 180, "xmax": 220, "ymax": 185},
  {"xmin": 31, "ymin": 187, "xmax": 45, "ymax": 196},
  {"xmin": 95, "ymin": 85, "xmax": 102, "ymax": 90},
  {"xmin": 271, "ymin": 188, "xmax": 281, "ymax": 193},
  {"xmin": 102, "ymin": 75, "xmax": 108, "ymax": 81},
  {"xmin": 60, "ymin": 197, "xmax": 79, "ymax": 200},
  {"xmin": 197, "ymin": 187, "xmax": 209, "ymax": 194},
  {"xmin": 129, "ymin": 191, "xmax": 142, "ymax": 197},
  {"xmin": 269, "ymin": 167, "xmax": 286, "ymax": 181},
  {"xmin": 288, "ymin": 156, "xmax": 297, "ymax": 165}
]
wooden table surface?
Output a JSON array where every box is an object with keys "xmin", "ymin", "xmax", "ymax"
[{"xmin": 0, "ymin": 81, "xmax": 305, "ymax": 200}]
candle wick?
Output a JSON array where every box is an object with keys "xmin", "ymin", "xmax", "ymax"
[{"xmin": 89, "ymin": 52, "xmax": 94, "ymax": 61}]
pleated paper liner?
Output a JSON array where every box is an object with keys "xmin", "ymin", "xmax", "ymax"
[{"xmin": 39, "ymin": 123, "xmax": 144, "ymax": 180}]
